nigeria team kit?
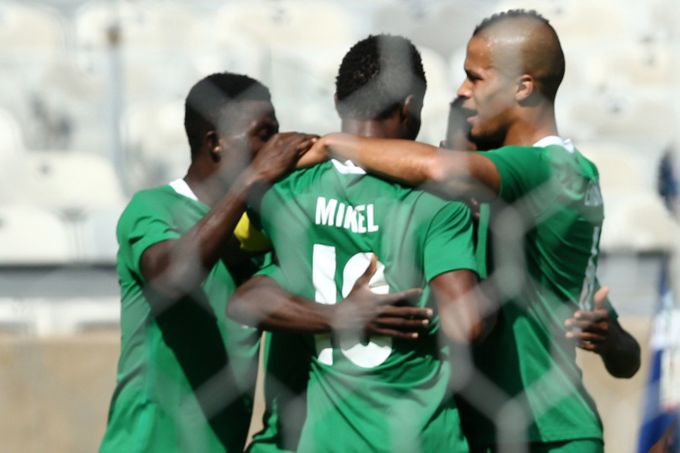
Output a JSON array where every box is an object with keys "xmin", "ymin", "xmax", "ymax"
[{"xmin": 250, "ymin": 159, "xmax": 477, "ymax": 452}]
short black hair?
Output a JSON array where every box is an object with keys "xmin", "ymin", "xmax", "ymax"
[
  {"xmin": 473, "ymin": 9, "xmax": 565, "ymax": 101},
  {"xmin": 473, "ymin": 9, "xmax": 549, "ymax": 36},
  {"xmin": 335, "ymin": 34, "xmax": 427, "ymax": 120},
  {"xmin": 184, "ymin": 72, "xmax": 271, "ymax": 155}
]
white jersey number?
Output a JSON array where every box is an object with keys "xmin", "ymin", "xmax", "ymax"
[{"xmin": 312, "ymin": 244, "xmax": 392, "ymax": 368}]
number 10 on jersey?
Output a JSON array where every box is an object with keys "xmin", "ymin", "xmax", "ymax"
[{"xmin": 313, "ymin": 244, "xmax": 393, "ymax": 369}]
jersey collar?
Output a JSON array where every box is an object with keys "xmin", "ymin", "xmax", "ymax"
[
  {"xmin": 331, "ymin": 158, "xmax": 367, "ymax": 175},
  {"xmin": 169, "ymin": 178, "xmax": 199, "ymax": 201},
  {"xmin": 533, "ymin": 135, "xmax": 575, "ymax": 153}
]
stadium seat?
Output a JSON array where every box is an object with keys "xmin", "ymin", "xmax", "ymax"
[
  {"xmin": 408, "ymin": 2, "xmax": 493, "ymax": 58},
  {"xmin": 267, "ymin": 45, "xmax": 345, "ymax": 133},
  {"xmin": 214, "ymin": 1, "xmax": 356, "ymax": 49},
  {"xmin": 599, "ymin": 192, "xmax": 678, "ymax": 253},
  {"xmin": 550, "ymin": 0, "xmax": 650, "ymax": 43},
  {"xmin": 579, "ymin": 142, "xmax": 656, "ymax": 192},
  {"xmin": 0, "ymin": 297, "xmax": 120, "ymax": 335},
  {"xmin": 77, "ymin": 206, "xmax": 125, "ymax": 264},
  {"xmin": 566, "ymin": 90, "xmax": 676, "ymax": 144},
  {"xmin": 75, "ymin": 1, "xmax": 203, "ymax": 51},
  {"xmin": 0, "ymin": 205, "xmax": 74, "ymax": 265},
  {"xmin": 6, "ymin": 151, "xmax": 125, "ymax": 213},
  {"xmin": 589, "ymin": 45, "xmax": 676, "ymax": 88},
  {"xmin": 0, "ymin": 2, "xmax": 66, "ymax": 53},
  {"xmin": 122, "ymin": 101, "xmax": 189, "ymax": 189},
  {"xmin": 74, "ymin": 1, "xmax": 204, "ymax": 101},
  {"xmin": 193, "ymin": 30, "xmax": 266, "ymax": 82},
  {"xmin": 580, "ymin": 141, "xmax": 678, "ymax": 253},
  {"xmin": 0, "ymin": 108, "xmax": 25, "ymax": 156}
]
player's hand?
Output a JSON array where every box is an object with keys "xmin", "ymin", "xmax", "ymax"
[
  {"xmin": 564, "ymin": 287, "xmax": 614, "ymax": 354},
  {"xmin": 250, "ymin": 132, "xmax": 318, "ymax": 183},
  {"xmin": 296, "ymin": 135, "xmax": 328, "ymax": 168},
  {"xmin": 333, "ymin": 255, "xmax": 429, "ymax": 341}
]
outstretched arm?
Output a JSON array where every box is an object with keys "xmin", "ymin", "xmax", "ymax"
[
  {"xmin": 314, "ymin": 133, "xmax": 500, "ymax": 201},
  {"xmin": 140, "ymin": 133, "xmax": 317, "ymax": 303},
  {"xmin": 565, "ymin": 287, "xmax": 641, "ymax": 378},
  {"xmin": 228, "ymin": 257, "xmax": 431, "ymax": 340}
]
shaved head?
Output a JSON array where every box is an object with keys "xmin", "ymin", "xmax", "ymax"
[{"xmin": 473, "ymin": 10, "xmax": 565, "ymax": 102}]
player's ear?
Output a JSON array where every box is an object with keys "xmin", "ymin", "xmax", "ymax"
[
  {"xmin": 333, "ymin": 93, "xmax": 340, "ymax": 115},
  {"xmin": 400, "ymin": 95, "xmax": 414, "ymax": 123},
  {"xmin": 515, "ymin": 74, "xmax": 535, "ymax": 103},
  {"xmin": 206, "ymin": 130, "xmax": 222, "ymax": 162}
]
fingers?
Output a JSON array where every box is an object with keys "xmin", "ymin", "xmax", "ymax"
[
  {"xmin": 565, "ymin": 318, "xmax": 609, "ymax": 332},
  {"xmin": 355, "ymin": 255, "xmax": 378, "ymax": 287},
  {"xmin": 367, "ymin": 328, "xmax": 420, "ymax": 341},
  {"xmin": 568, "ymin": 308, "xmax": 609, "ymax": 322},
  {"xmin": 381, "ymin": 305, "xmax": 432, "ymax": 319},
  {"xmin": 566, "ymin": 331, "xmax": 607, "ymax": 343},
  {"xmin": 593, "ymin": 286, "xmax": 609, "ymax": 309},
  {"xmin": 376, "ymin": 288, "xmax": 423, "ymax": 306},
  {"xmin": 577, "ymin": 341, "xmax": 599, "ymax": 352},
  {"xmin": 296, "ymin": 140, "xmax": 327, "ymax": 168},
  {"xmin": 295, "ymin": 136, "xmax": 318, "ymax": 154},
  {"xmin": 375, "ymin": 317, "xmax": 430, "ymax": 329}
]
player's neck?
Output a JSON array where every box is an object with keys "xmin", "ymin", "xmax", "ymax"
[
  {"xmin": 503, "ymin": 106, "xmax": 559, "ymax": 147},
  {"xmin": 341, "ymin": 118, "xmax": 399, "ymax": 139},
  {"xmin": 184, "ymin": 162, "xmax": 229, "ymax": 207}
]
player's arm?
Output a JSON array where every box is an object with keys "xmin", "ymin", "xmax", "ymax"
[
  {"xmin": 565, "ymin": 287, "xmax": 641, "ymax": 378},
  {"xmin": 140, "ymin": 133, "xmax": 317, "ymax": 302},
  {"xmin": 228, "ymin": 257, "xmax": 431, "ymax": 340},
  {"xmin": 430, "ymin": 270, "xmax": 492, "ymax": 343},
  {"xmin": 311, "ymin": 133, "xmax": 500, "ymax": 201}
]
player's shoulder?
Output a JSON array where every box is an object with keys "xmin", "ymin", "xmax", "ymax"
[
  {"xmin": 271, "ymin": 161, "xmax": 335, "ymax": 192},
  {"xmin": 118, "ymin": 185, "xmax": 180, "ymax": 226},
  {"xmin": 125, "ymin": 185, "xmax": 176, "ymax": 211},
  {"xmin": 410, "ymin": 189, "xmax": 471, "ymax": 223}
]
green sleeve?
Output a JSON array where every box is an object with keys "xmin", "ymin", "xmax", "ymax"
[
  {"xmin": 255, "ymin": 259, "xmax": 286, "ymax": 288},
  {"xmin": 482, "ymin": 146, "xmax": 551, "ymax": 203},
  {"xmin": 118, "ymin": 194, "xmax": 182, "ymax": 280},
  {"xmin": 423, "ymin": 201, "xmax": 478, "ymax": 281}
]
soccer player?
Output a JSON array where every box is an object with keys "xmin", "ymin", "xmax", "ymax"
[
  {"xmin": 229, "ymin": 34, "xmax": 486, "ymax": 452},
  {"xmin": 98, "ymin": 72, "xmax": 319, "ymax": 453},
  {"xmin": 309, "ymin": 10, "xmax": 641, "ymax": 453}
]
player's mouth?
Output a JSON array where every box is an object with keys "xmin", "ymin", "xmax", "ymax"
[{"xmin": 460, "ymin": 106, "xmax": 477, "ymax": 124}]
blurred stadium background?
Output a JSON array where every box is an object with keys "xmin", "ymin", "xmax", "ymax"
[{"xmin": 0, "ymin": 0, "xmax": 678, "ymax": 452}]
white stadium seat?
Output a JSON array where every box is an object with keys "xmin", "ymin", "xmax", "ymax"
[
  {"xmin": 77, "ymin": 206, "xmax": 125, "ymax": 264},
  {"xmin": 4, "ymin": 151, "xmax": 125, "ymax": 213},
  {"xmin": 580, "ymin": 141, "xmax": 678, "ymax": 253},
  {"xmin": 579, "ymin": 142, "xmax": 656, "ymax": 192},
  {"xmin": 0, "ymin": 2, "xmax": 66, "ymax": 53},
  {"xmin": 599, "ymin": 192, "xmax": 678, "ymax": 253},
  {"xmin": 0, "ymin": 205, "xmax": 74, "ymax": 265},
  {"xmin": 75, "ymin": 1, "xmax": 203, "ymax": 51},
  {"xmin": 214, "ymin": 1, "xmax": 356, "ymax": 49},
  {"xmin": 0, "ymin": 108, "xmax": 25, "ymax": 156},
  {"xmin": 122, "ymin": 101, "xmax": 190, "ymax": 189}
]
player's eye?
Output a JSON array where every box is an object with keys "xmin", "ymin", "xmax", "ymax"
[{"xmin": 257, "ymin": 126, "xmax": 275, "ymax": 142}]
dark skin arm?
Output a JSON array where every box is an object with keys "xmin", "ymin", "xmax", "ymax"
[
  {"xmin": 228, "ymin": 256, "xmax": 431, "ymax": 340},
  {"xmin": 140, "ymin": 133, "xmax": 317, "ymax": 302},
  {"xmin": 430, "ymin": 270, "xmax": 492, "ymax": 343},
  {"xmin": 306, "ymin": 133, "xmax": 501, "ymax": 201},
  {"xmin": 565, "ymin": 287, "xmax": 641, "ymax": 378}
]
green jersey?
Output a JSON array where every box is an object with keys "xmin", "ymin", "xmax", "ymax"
[
  {"xmin": 463, "ymin": 137, "xmax": 610, "ymax": 447},
  {"xmin": 250, "ymin": 160, "xmax": 477, "ymax": 453},
  {"xmin": 100, "ymin": 181, "xmax": 259, "ymax": 453}
]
